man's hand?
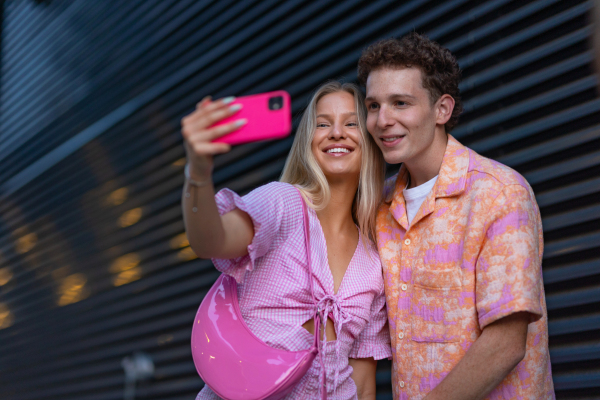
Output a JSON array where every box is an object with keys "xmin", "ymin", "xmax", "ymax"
[{"xmin": 423, "ymin": 312, "xmax": 530, "ymax": 400}]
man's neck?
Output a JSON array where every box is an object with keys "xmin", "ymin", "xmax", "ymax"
[{"xmin": 405, "ymin": 129, "xmax": 448, "ymax": 188}]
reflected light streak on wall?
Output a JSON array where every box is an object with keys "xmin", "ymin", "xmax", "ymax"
[
  {"xmin": 113, "ymin": 267, "xmax": 142, "ymax": 286},
  {"xmin": 57, "ymin": 273, "xmax": 89, "ymax": 306},
  {"xmin": 157, "ymin": 334, "xmax": 174, "ymax": 346},
  {"xmin": 172, "ymin": 157, "xmax": 186, "ymax": 167},
  {"xmin": 170, "ymin": 233, "xmax": 197, "ymax": 261},
  {"xmin": 0, "ymin": 303, "xmax": 14, "ymax": 329},
  {"xmin": 177, "ymin": 246, "xmax": 198, "ymax": 261},
  {"xmin": 106, "ymin": 187, "xmax": 129, "ymax": 206},
  {"xmin": 15, "ymin": 230, "xmax": 38, "ymax": 254},
  {"xmin": 0, "ymin": 268, "xmax": 13, "ymax": 286},
  {"xmin": 119, "ymin": 207, "xmax": 142, "ymax": 227},
  {"xmin": 110, "ymin": 253, "xmax": 141, "ymax": 273},
  {"xmin": 110, "ymin": 253, "xmax": 142, "ymax": 286},
  {"xmin": 169, "ymin": 233, "xmax": 189, "ymax": 249}
]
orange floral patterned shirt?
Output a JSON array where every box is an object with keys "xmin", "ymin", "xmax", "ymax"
[{"xmin": 376, "ymin": 135, "xmax": 555, "ymax": 399}]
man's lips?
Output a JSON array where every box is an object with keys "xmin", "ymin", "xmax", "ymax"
[{"xmin": 379, "ymin": 135, "xmax": 406, "ymax": 147}]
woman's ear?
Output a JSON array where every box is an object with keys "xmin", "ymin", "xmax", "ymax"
[{"xmin": 436, "ymin": 94, "xmax": 455, "ymax": 125}]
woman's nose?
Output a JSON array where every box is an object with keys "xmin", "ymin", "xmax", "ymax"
[{"xmin": 329, "ymin": 122, "xmax": 345, "ymax": 139}]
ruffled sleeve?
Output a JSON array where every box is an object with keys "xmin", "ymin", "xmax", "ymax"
[
  {"xmin": 211, "ymin": 182, "xmax": 302, "ymax": 284},
  {"xmin": 349, "ymin": 286, "xmax": 392, "ymax": 360}
]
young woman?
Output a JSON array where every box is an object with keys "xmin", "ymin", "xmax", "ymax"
[{"xmin": 182, "ymin": 82, "xmax": 390, "ymax": 400}]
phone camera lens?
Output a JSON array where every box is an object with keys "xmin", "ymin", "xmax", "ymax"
[{"xmin": 269, "ymin": 96, "xmax": 284, "ymax": 111}]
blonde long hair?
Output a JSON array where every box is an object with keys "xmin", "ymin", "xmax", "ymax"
[{"xmin": 280, "ymin": 81, "xmax": 386, "ymax": 242}]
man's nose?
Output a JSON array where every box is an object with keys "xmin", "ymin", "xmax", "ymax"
[{"xmin": 377, "ymin": 106, "xmax": 394, "ymax": 129}]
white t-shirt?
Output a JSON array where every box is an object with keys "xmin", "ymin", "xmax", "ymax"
[{"xmin": 403, "ymin": 175, "xmax": 438, "ymax": 225}]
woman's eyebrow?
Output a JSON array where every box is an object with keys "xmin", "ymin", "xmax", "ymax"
[{"xmin": 316, "ymin": 112, "xmax": 357, "ymax": 118}]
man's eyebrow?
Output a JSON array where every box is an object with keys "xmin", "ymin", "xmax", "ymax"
[
  {"xmin": 393, "ymin": 93, "xmax": 417, "ymax": 100},
  {"xmin": 365, "ymin": 93, "xmax": 417, "ymax": 102}
]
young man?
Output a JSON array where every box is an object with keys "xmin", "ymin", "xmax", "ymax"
[{"xmin": 358, "ymin": 33, "xmax": 555, "ymax": 399}]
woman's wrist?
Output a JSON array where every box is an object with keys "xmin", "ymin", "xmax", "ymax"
[{"xmin": 185, "ymin": 163, "xmax": 212, "ymax": 187}]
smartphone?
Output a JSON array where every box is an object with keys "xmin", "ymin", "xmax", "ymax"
[{"xmin": 212, "ymin": 90, "xmax": 292, "ymax": 145}]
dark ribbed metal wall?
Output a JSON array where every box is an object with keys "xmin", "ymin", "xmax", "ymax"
[{"xmin": 0, "ymin": 0, "xmax": 598, "ymax": 399}]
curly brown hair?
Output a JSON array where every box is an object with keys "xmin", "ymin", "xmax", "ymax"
[{"xmin": 357, "ymin": 32, "xmax": 462, "ymax": 132}]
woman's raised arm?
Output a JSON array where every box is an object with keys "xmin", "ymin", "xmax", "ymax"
[{"xmin": 181, "ymin": 96, "xmax": 254, "ymax": 259}]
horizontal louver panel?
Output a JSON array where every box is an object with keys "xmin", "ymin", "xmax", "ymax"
[{"xmin": 0, "ymin": 0, "xmax": 598, "ymax": 399}]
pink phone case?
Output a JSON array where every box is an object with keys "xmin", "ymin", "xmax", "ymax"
[{"xmin": 212, "ymin": 90, "xmax": 292, "ymax": 146}]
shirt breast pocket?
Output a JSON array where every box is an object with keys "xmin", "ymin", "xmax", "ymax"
[{"xmin": 411, "ymin": 268, "xmax": 462, "ymax": 343}]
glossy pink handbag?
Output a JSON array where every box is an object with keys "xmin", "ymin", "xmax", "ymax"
[{"xmin": 191, "ymin": 197, "xmax": 325, "ymax": 399}]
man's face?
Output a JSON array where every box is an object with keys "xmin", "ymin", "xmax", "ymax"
[{"xmin": 365, "ymin": 67, "xmax": 440, "ymax": 165}]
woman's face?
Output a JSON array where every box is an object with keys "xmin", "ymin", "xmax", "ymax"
[{"xmin": 311, "ymin": 91, "xmax": 362, "ymax": 183}]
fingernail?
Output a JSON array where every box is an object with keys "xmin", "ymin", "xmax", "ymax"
[
  {"xmin": 222, "ymin": 96, "xmax": 236, "ymax": 104},
  {"xmin": 197, "ymin": 96, "xmax": 211, "ymax": 107},
  {"xmin": 235, "ymin": 118, "xmax": 248, "ymax": 127},
  {"xmin": 229, "ymin": 104, "xmax": 243, "ymax": 112}
]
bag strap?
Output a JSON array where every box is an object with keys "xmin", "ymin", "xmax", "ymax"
[
  {"xmin": 299, "ymin": 192, "xmax": 328, "ymax": 400},
  {"xmin": 300, "ymin": 194, "xmax": 317, "ymax": 305},
  {"xmin": 300, "ymin": 193, "xmax": 321, "ymax": 344}
]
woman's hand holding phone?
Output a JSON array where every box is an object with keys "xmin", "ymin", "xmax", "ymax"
[
  {"xmin": 181, "ymin": 96, "xmax": 246, "ymax": 181},
  {"xmin": 181, "ymin": 91, "xmax": 291, "ymax": 181}
]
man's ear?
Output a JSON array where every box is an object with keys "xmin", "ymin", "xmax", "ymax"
[{"xmin": 436, "ymin": 94, "xmax": 455, "ymax": 125}]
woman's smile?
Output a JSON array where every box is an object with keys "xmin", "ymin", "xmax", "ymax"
[{"xmin": 323, "ymin": 144, "xmax": 355, "ymax": 156}]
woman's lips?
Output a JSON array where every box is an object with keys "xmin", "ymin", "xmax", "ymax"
[{"xmin": 323, "ymin": 145, "xmax": 354, "ymax": 156}]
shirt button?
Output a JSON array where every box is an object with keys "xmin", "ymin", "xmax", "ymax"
[
  {"xmin": 398, "ymin": 331, "xmax": 404, "ymax": 339},
  {"xmin": 404, "ymin": 238, "xmax": 411, "ymax": 245},
  {"xmin": 401, "ymin": 284, "xmax": 408, "ymax": 291},
  {"xmin": 400, "ymin": 381, "xmax": 405, "ymax": 388}
]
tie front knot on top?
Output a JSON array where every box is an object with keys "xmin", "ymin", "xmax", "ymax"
[
  {"xmin": 316, "ymin": 294, "xmax": 352, "ymax": 331},
  {"xmin": 315, "ymin": 294, "xmax": 352, "ymax": 398}
]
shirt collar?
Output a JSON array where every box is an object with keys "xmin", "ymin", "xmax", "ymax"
[
  {"xmin": 434, "ymin": 134, "xmax": 470, "ymax": 198},
  {"xmin": 388, "ymin": 135, "xmax": 469, "ymax": 229}
]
